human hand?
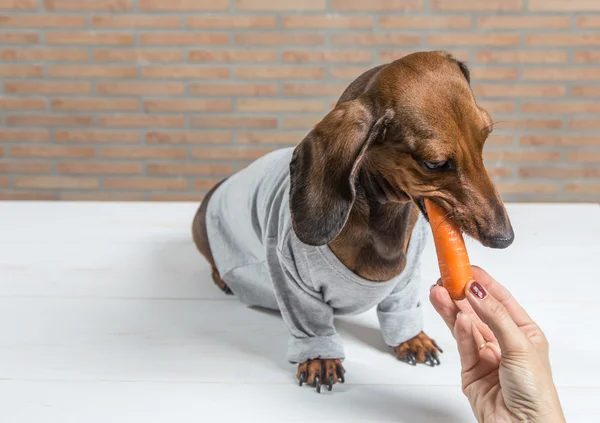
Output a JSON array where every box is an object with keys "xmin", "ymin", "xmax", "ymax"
[{"xmin": 430, "ymin": 266, "xmax": 565, "ymax": 423}]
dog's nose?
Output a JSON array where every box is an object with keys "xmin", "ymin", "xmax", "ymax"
[{"xmin": 483, "ymin": 227, "xmax": 514, "ymax": 249}]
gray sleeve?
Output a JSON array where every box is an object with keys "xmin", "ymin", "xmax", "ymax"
[
  {"xmin": 377, "ymin": 264, "xmax": 424, "ymax": 347},
  {"xmin": 270, "ymin": 252, "xmax": 345, "ymax": 364}
]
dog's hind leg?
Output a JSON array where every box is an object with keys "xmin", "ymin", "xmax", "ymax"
[{"xmin": 192, "ymin": 178, "xmax": 233, "ymax": 295}]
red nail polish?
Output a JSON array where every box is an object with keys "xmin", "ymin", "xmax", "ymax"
[{"xmin": 470, "ymin": 281, "xmax": 487, "ymax": 299}]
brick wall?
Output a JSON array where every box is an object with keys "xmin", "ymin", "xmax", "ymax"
[{"xmin": 0, "ymin": 0, "xmax": 599, "ymax": 202}]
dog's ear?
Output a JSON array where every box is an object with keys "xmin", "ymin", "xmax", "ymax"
[{"xmin": 289, "ymin": 100, "xmax": 394, "ymax": 246}]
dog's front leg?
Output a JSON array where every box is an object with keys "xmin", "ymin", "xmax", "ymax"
[{"xmin": 377, "ymin": 267, "xmax": 443, "ymax": 366}]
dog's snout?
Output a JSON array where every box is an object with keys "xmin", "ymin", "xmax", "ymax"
[
  {"xmin": 483, "ymin": 229, "xmax": 514, "ymax": 249},
  {"xmin": 481, "ymin": 202, "xmax": 514, "ymax": 249}
]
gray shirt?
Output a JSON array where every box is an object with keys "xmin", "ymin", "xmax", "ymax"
[{"xmin": 206, "ymin": 147, "xmax": 427, "ymax": 363}]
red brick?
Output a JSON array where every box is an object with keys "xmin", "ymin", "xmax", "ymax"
[
  {"xmin": 433, "ymin": 0, "xmax": 521, "ymax": 10},
  {"xmin": 0, "ymin": 177, "xmax": 8, "ymax": 187},
  {"xmin": 236, "ymin": 33, "xmax": 324, "ymax": 46},
  {"xmin": 474, "ymin": 84, "xmax": 565, "ymax": 97},
  {"xmin": 189, "ymin": 50, "xmax": 276, "ymax": 63},
  {"xmin": 194, "ymin": 178, "xmax": 226, "ymax": 190},
  {"xmin": 486, "ymin": 167, "xmax": 513, "ymax": 178},
  {"xmin": 572, "ymin": 85, "xmax": 600, "ymax": 97},
  {"xmin": 47, "ymin": 32, "xmax": 133, "ymax": 45},
  {"xmin": 95, "ymin": 49, "xmax": 182, "ymax": 63},
  {"xmin": 527, "ymin": 34, "xmax": 600, "ymax": 46},
  {"xmin": 105, "ymin": 177, "xmax": 188, "ymax": 190},
  {"xmin": 191, "ymin": 147, "xmax": 275, "ymax": 160},
  {"xmin": 140, "ymin": 33, "xmax": 228, "ymax": 46},
  {"xmin": 5, "ymin": 81, "xmax": 90, "ymax": 94},
  {"xmin": 0, "ymin": 0, "xmax": 36, "ymax": 9},
  {"xmin": 236, "ymin": 0, "xmax": 325, "ymax": 10},
  {"xmin": 190, "ymin": 83, "xmax": 277, "ymax": 96},
  {"xmin": 283, "ymin": 83, "xmax": 347, "ymax": 96},
  {"xmin": 529, "ymin": 0, "xmax": 600, "ymax": 11},
  {"xmin": 283, "ymin": 50, "xmax": 371, "ymax": 63},
  {"xmin": 567, "ymin": 151, "xmax": 600, "ymax": 163},
  {"xmin": 523, "ymin": 68, "xmax": 600, "ymax": 80},
  {"xmin": 494, "ymin": 119, "xmax": 563, "ymax": 130},
  {"xmin": 48, "ymin": 65, "xmax": 136, "ymax": 79},
  {"xmin": 486, "ymin": 134, "xmax": 514, "ymax": 146},
  {"xmin": 99, "ymin": 115, "xmax": 185, "ymax": 128},
  {"xmin": 484, "ymin": 150, "xmax": 560, "ymax": 162},
  {"xmin": 143, "ymin": 99, "xmax": 231, "ymax": 112},
  {"xmin": 520, "ymin": 135, "xmax": 600, "ymax": 147},
  {"xmin": 577, "ymin": 16, "xmax": 600, "ymax": 28},
  {"xmin": 92, "ymin": 15, "xmax": 180, "ymax": 28},
  {"xmin": 0, "ymin": 14, "xmax": 86, "ymax": 27},
  {"xmin": 470, "ymin": 67, "xmax": 518, "ymax": 80},
  {"xmin": 58, "ymin": 161, "xmax": 142, "ymax": 175},
  {"xmin": 96, "ymin": 82, "xmax": 183, "ymax": 96},
  {"xmin": 44, "ymin": 0, "xmax": 132, "ymax": 10},
  {"xmin": 564, "ymin": 183, "xmax": 600, "ymax": 195},
  {"xmin": 519, "ymin": 167, "xmax": 600, "ymax": 179},
  {"xmin": 142, "ymin": 66, "xmax": 229, "ymax": 79},
  {"xmin": 0, "ymin": 161, "xmax": 52, "ymax": 173},
  {"xmin": 15, "ymin": 176, "xmax": 98, "ymax": 189},
  {"xmin": 330, "ymin": 66, "xmax": 373, "ymax": 79},
  {"xmin": 429, "ymin": 33, "xmax": 519, "ymax": 46},
  {"xmin": 237, "ymin": 99, "xmax": 323, "ymax": 113},
  {"xmin": 56, "ymin": 130, "xmax": 139, "ymax": 143},
  {"xmin": 7, "ymin": 114, "xmax": 92, "ymax": 127},
  {"xmin": 0, "ymin": 97, "xmax": 46, "ymax": 110},
  {"xmin": 332, "ymin": 33, "xmax": 421, "ymax": 46},
  {"xmin": 332, "ymin": 0, "xmax": 421, "ymax": 10},
  {"xmin": 282, "ymin": 116, "xmax": 319, "ymax": 129},
  {"xmin": 187, "ymin": 15, "xmax": 276, "ymax": 29},
  {"xmin": 478, "ymin": 101, "xmax": 516, "ymax": 114},
  {"xmin": 0, "ymin": 64, "xmax": 42, "ymax": 77},
  {"xmin": 0, "ymin": 191, "xmax": 57, "ymax": 200},
  {"xmin": 1, "ymin": 48, "xmax": 87, "ymax": 62},
  {"xmin": 146, "ymin": 131, "xmax": 231, "ymax": 144},
  {"xmin": 380, "ymin": 16, "xmax": 470, "ymax": 28},
  {"xmin": 522, "ymin": 102, "xmax": 600, "ymax": 114},
  {"xmin": 237, "ymin": 66, "xmax": 324, "ymax": 79},
  {"xmin": 476, "ymin": 50, "xmax": 567, "ymax": 64},
  {"xmin": 149, "ymin": 193, "xmax": 204, "ymax": 201},
  {"xmin": 60, "ymin": 192, "xmax": 145, "ymax": 201},
  {"xmin": 139, "ymin": 0, "xmax": 228, "ymax": 10},
  {"xmin": 148, "ymin": 163, "xmax": 235, "ymax": 175},
  {"xmin": 0, "ymin": 129, "xmax": 48, "ymax": 142},
  {"xmin": 569, "ymin": 119, "xmax": 600, "ymax": 130},
  {"xmin": 238, "ymin": 132, "xmax": 304, "ymax": 145},
  {"xmin": 12, "ymin": 145, "xmax": 95, "ymax": 158},
  {"xmin": 0, "ymin": 32, "xmax": 39, "ymax": 43},
  {"xmin": 191, "ymin": 116, "xmax": 278, "ymax": 129},
  {"xmin": 101, "ymin": 146, "xmax": 187, "ymax": 159},
  {"xmin": 282, "ymin": 15, "xmax": 372, "ymax": 29},
  {"xmin": 477, "ymin": 16, "xmax": 568, "ymax": 28},
  {"xmin": 573, "ymin": 51, "xmax": 600, "ymax": 63},
  {"xmin": 496, "ymin": 182, "xmax": 559, "ymax": 195},
  {"xmin": 52, "ymin": 98, "xmax": 138, "ymax": 112}
]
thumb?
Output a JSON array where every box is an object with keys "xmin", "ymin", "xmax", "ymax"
[{"xmin": 465, "ymin": 280, "xmax": 529, "ymax": 354}]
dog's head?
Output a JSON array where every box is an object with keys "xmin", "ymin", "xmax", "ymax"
[{"xmin": 289, "ymin": 50, "xmax": 514, "ymax": 249}]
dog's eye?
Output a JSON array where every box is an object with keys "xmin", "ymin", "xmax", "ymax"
[{"xmin": 423, "ymin": 160, "xmax": 448, "ymax": 170}]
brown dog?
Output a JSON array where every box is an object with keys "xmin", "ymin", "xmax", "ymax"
[{"xmin": 193, "ymin": 51, "xmax": 513, "ymax": 393}]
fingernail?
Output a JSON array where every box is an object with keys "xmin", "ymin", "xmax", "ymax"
[
  {"xmin": 469, "ymin": 281, "xmax": 487, "ymax": 299},
  {"xmin": 436, "ymin": 278, "xmax": 442, "ymax": 286},
  {"xmin": 430, "ymin": 284, "xmax": 437, "ymax": 291}
]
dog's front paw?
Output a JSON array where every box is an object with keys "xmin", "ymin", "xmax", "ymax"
[
  {"xmin": 394, "ymin": 332, "xmax": 442, "ymax": 367},
  {"xmin": 297, "ymin": 359, "xmax": 345, "ymax": 393}
]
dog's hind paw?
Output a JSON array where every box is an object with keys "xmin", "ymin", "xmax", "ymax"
[
  {"xmin": 211, "ymin": 267, "xmax": 233, "ymax": 295},
  {"xmin": 394, "ymin": 332, "xmax": 442, "ymax": 367},
  {"xmin": 297, "ymin": 359, "xmax": 345, "ymax": 393}
]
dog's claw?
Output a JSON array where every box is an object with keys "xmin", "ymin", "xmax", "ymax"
[
  {"xmin": 298, "ymin": 372, "xmax": 306, "ymax": 386},
  {"xmin": 407, "ymin": 352, "xmax": 417, "ymax": 366},
  {"xmin": 337, "ymin": 364, "xmax": 345, "ymax": 383},
  {"xmin": 424, "ymin": 353, "xmax": 435, "ymax": 367},
  {"xmin": 433, "ymin": 341, "xmax": 443, "ymax": 353},
  {"xmin": 432, "ymin": 352, "xmax": 441, "ymax": 365},
  {"xmin": 314, "ymin": 376, "xmax": 321, "ymax": 393},
  {"xmin": 327, "ymin": 375, "xmax": 333, "ymax": 391},
  {"xmin": 224, "ymin": 286, "xmax": 233, "ymax": 295}
]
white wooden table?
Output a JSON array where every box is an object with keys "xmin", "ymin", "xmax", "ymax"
[{"xmin": 0, "ymin": 202, "xmax": 598, "ymax": 423}]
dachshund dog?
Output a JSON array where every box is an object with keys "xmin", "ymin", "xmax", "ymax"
[{"xmin": 192, "ymin": 51, "xmax": 514, "ymax": 393}]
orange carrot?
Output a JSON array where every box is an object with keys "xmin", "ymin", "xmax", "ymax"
[{"xmin": 425, "ymin": 199, "xmax": 473, "ymax": 301}]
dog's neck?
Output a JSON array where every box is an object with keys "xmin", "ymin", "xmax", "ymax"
[{"xmin": 328, "ymin": 172, "xmax": 420, "ymax": 282}]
